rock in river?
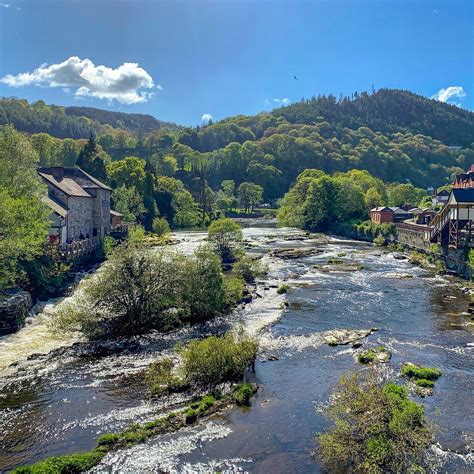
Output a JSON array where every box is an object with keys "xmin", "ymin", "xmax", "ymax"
[
  {"xmin": 272, "ymin": 247, "xmax": 320, "ymax": 259},
  {"xmin": 324, "ymin": 328, "xmax": 378, "ymax": 346}
]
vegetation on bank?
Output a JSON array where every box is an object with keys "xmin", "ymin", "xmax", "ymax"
[
  {"xmin": 401, "ymin": 363, "xmax": 442, "ymax": 389},
  {"xmin": 13, "ymin": 383, "xmax": 257, "ymax": 474},
  {"xmin": 316, "ymin": 372, "xmax": 434, "ymax": 473}
]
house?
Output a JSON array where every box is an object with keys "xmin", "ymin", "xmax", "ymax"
[
  {"xmin": 370, "ymin": 207, "xmax": 394, "ymax": 224},
  {"xmin": 432, "ymin": 188, "xmax": 450, "ymax": 207},
  {"xmin": 38, "ymin": 166, "xmax": 116, "ymax": 245},
  {"xmin": 453, "ymin": 165, "xmax": 474, "ymax": 189},
  {"xmin": 388, "ymin": 207, "xmax": 413, "ymax": 222}
]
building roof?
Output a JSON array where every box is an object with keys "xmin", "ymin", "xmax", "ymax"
[
  {"xmin": 371, "ymin": 206, "xmax": 392, "ymax": 212},
  {"xmin": 450, "ymin": 188, "xmax": 474, "ymax": 203},
  {"xmin": 41, "ymin": 195, "xmax": 69, "ymax": 217},
  {"xmin": 110, "ymin": 209, "xmax": 123, "ymax": 217},
  {"xmin": 38, "ymin": 166, "xmax": 112, "ymax": 198}
]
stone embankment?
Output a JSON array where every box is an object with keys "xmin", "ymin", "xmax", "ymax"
[{"xmin": 0, "ymin": 290, "xmax": 33, "ymax": 335}]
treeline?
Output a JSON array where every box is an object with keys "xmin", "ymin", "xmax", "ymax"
[
  {"xmin": 272, "ymin": 89, "xmax": 474, "ymax": 148},
  {"xmin": 0, "ymin": 98, "xmax": 178, "ymax": 139},
  {"xmin": 278, "ymin": 168, "xmax": 428, "ymax": 231}
]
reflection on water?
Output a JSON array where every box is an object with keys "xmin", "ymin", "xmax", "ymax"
[{"xmin": 1, "ymin": 222, "xmax": 473, "ymax": 472}]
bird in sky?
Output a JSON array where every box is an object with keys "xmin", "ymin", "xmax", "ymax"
[{"xmin": 293, "ymin": 75, "xmax": 298, "ymax": 80}]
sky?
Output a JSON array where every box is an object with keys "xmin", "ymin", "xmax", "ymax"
[{"xmin": 0, "ymin": 0, "xmax": 472, "ymax": 126}]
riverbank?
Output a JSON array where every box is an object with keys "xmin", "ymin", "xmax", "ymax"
[{"xmin": 1, "ymin": 223, "xmax": 473, "ymax": 472}]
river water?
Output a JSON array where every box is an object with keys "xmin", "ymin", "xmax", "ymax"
[{"xmin": 0, "ymin": 221, "xmax": 473, "ymax": 472}]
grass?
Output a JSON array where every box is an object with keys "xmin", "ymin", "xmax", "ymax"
[
  {"xmin": 277, "ymin": 284, "xmax": 289, "ymax": 294},
  {"xmin": 357, "ymin": 346, "xmax": 387, "ymax": 364},
  {"xmin": 401, "ymin": 363, "xmax": 442, "ymax": 382},
  {"xmin": 326, "ymin": 258, "xmax": 344, "ymax": 265},
  {"xmin": 13, "ymin": 384, "xmax": 257, "ymax": 473}
]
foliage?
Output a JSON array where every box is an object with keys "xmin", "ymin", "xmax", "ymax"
[
  {"xmin": 146, "ymin": 357, "xmax": 186, "ymax": 396},
  {"xmin": 152, "ymin": 217, "xmax": 171, "ymax": 237},
  {"xmin": 237, "ymin": 182, "xmax": 264, "ymax": 212},
  {"xmin": 52, "ymin": 244, "xmax": 229, "ymax": 338},
  {"xmin": 76, "ymin": 135, "xmax": 108, "ymax": 181},
  {"xmin": 208, "ymin": 218, "xmax": 243, "ymax": 263},
  {"xmin": 233, "ymin": 255, "xmax": 266, "ymax": 283},
  {"xmin": 234, "ymin": 382, "xmax": 256, "ymax": 406},
  {"xmin": 357, "ymin": 346, "xmax": 387, "ymax": 364},
  {"xmin": 277, "ymin": 284, "xmax": 289, "ymax": 294},
  {"xmin": 373, "ymin": 235, "xmax": 386, "ymax": 246},
  {"xmin": 107, "ymin": 156, "xmax": 146, "ymax": 190},
  {"xmin": 223, "ymin": 275, "xmax": 245, "ymax": 306},
  {"xmin": 401, "ymin": 364, "xmax": 442, "ymax": 382},
  {"xmin": 179, "ymin": 332, "xmax": 258, "ymax": 387},
  {"xmin": 388, "ymin": 183, "xmax": 427, "ymax": 207},
  {"xmin": 112, "ymin": 185, "xmax": 146, "ymax": 223},
  {"xmin": 317, "ymin": 372, "xmax": 433, "ymax": 473},
  {"xmin": 0, "ymin": 125, "xmax": 50, "ymax": 291}
]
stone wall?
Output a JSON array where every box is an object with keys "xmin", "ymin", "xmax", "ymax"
[
  {"xmin": 67, "ymin": 195, "xmax": 95, "ymax": 240},
  {"xmin": 0, "ymin": 291, "xmax": 33, "ymax": 335}
]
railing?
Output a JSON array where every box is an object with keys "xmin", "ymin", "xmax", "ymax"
[
  {"xmin": 111, "ymin": 223, "xmax": 131, "ymax": 234},
  {"xmin": 59, "ymin": 236, "xmax": 101, "ymax": 260}
]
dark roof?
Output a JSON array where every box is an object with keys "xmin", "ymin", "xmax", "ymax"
[
  {"xmin": 41, "ymin": 196, "xmax": 69, "ymax": 217},
  {"xmin": 38, "ymin": 166, "xmax": 112, "ymax": 197},
  {"xmin": 451, "ymin": 188, "xmax": 474, "ymax": 203}
]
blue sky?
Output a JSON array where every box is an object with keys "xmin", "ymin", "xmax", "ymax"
[{"xmin": 0, "ymin": 0, "xmax": 472, "ymax": 125}]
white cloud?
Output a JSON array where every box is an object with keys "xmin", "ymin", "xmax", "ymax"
[
  {"xmin": 431, "ymin": 86, "xmax": 466, "ymax": 103},
  {"xmin": 201, "ymin": 113, "xmax": 213, "ymax": 123},
  {"xmin": 273, "ymin": 97, "xmax": 291, "ymax": 105},
  {"xmin": 1, "ymin": 56, "xmax": 159, "ymax": 104},
  {"xmin": 0, "ymin": 3, "xmax": 11, "ymax": 8}
]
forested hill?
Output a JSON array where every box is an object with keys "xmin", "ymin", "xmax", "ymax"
[
  {"xmin": 272, "ymin": 89, "xmax": 474, "ymax": 148},
  {"xmin": 65, "ymin": 106, "xmax": 180, "ymax": 134},
  {"xmin": 0, "ymin": 98, "xmax": 178, "ymax": 139}
]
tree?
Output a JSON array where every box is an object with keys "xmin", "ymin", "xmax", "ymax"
[
  {"xmin": 76, "ymin": 135, "xmax": 107, "ymax": 181},
  {"xmin": 317, "ymin": 372, "xmax": 433, "ymax": 473},
  {"xmin": 388, "ymin": 183, "xmax": 428, "ymax": 207},
  {"xmin": 111, "ymin": 185, "xmax": 146, "ymax": 223},
  {"xmin": 0, "ymin": 125, "xmax": 50, "ymax": 290},
  {"xmin": 107, "ymin": 156, "xmax": 146, "ymax": 191},
  {"xmin": 208, "ymin": 218, "xmax": 243, "ymax": 262},
  {"xmin": 237, "ymin": 182, "xmax": 264, "ymax": 212},
  {"xmin": 152, "ymin": 217, "xmax": 170, "ymax": 237}
]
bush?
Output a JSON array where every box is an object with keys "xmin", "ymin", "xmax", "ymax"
[
  {"xmin": 185, "ymin": 408, "xmax": 198, "ymax": 424},
  {"xmin": 152, "ymin": 217, "xmax": 171, "ymax": 237},
  {"xmin": 146, "ymin": 357, "xmax": 186, "ymax": 396},
  {"xmin": 277, "ymin": 284, "xmax": 289, "ymax": 294},
  {"xmin": 223, "ymin": 275, "xmax": 245, "ymax": 306},
  {"xmin": 128, "ymin": 224, "xmax": 146, "ymax": 243},
  {"xmin": 180, "ymin": 332, "xmax": 258, "ymax": 387},
  {"xmin": 208, "ymin": 218, "xmax": 243, "ymax": 263},
  {"xmin": 373, "ymin": 235, "xmax": 386, "ymax": 246},
  {"xmin": 51, "ymin": 244, "xmax": 229, "ymax": 339},
  {"xmin": 97, "ymin": 433, "xmax": 120, "ymax": 447},
  {"xmin": 357, "ymin": 346, "xmax": 387, "ymax": 364},
  {"xmin": 317, "ymin": 373, "xmax": 433, "ymax": 473},
  {"xmin": 234, "ymin": 383, "xmax": 255, "ymax": 406},
  {"xmin": 401, "ymin": 363, "xmax": 442, "ymax": 381},
  {"xmin": 233, "ymin": 255, "xmax": 266, "ymax": 283}
]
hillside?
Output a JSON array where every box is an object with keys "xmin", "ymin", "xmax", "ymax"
[
  {"xmin": 0, "ymin": 98, "xmax": 178, "ymax": 139},
  {"xmin": 65, "ymin": 106, "xmax": 180, "ymax": 134},
  {"xmin": 271, "ymin": 89, "xmax": 474, "ymax": 148}
]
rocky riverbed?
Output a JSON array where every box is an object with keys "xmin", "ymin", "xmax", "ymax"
[{"xmin": 1, "ymin": 221, "xmax": 473, "ymax": 472}]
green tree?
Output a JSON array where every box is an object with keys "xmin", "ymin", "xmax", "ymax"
[
  {"xmin": 237, "ymin": 182, "xmax": 264, "ymax": 212},
  {"xmin": 107, "ymin": 156, "xmax": 146, "ymax": 191},
  {"xmin": 76, "ymin": 135, "xmax": 108, "ymax": 181},
  {"xmin": 208, "ymin": 218, "xmax": 243, "ymax": 262},
  {"xmin": 388, "ymin": 183, "xmax": 427, "ymax": 207},
  {"xmin": 0, "ymin": 125, "xmax": 50, "ymax": 290},
  {"xmin": 152, "ymin": 217, "xmax": 170, "ymax": 237},
  {"xmin": 111, "ymin": 185, "xmax": 146, "ymax": 223},
  {"xmin": 317, "ymin": 372, "xmax": 433, "ymax": 473}
]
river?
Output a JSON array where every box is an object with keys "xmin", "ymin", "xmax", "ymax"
[{"xmin": 0, "ymin": 220, "xmax": 473, "ymax": 472}]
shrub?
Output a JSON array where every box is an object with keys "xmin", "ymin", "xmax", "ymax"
[
  {"xmin": 152, "ymin": 217, "xmax": 171, "ymax": 237},
  {"xmin": 101, "ymin": 235, "xmax": 116, "ymax": 259},
  {"xmin": 208, "ymin": 218, "xmax": 243, "ymax": 263},
  {"xmin": 401, "ymin": 363, "xmax": 442, "ymax": 381},
  {"xmin": 185, "ymin": 408, "xmax": 198, "ymax": 424},
  {"xmin": 415, "ymin": 379, "xmax": 435, "ymax": 388},
  {"xmin": 373, "ymin": 235, "xmax": 385, "ymax": 246},
  {"xmin": 128, "ymin": 224, "xmax": 146, "ymax": 243},
  {"xmin": 223, "ymin": 275, "xmax": 245, "ymax": 306},
  {"xmin": 97, "ymin": 433, "xmax": 120, "ymax": 446},
  {"xmin": 326, "ymin": 258, "xmax": 343, "ymax": 264},
  {"xmin": 180, "ymin": 332, "xmax": 258, "ymax": 387},
  {"xmin": 357, "ymin": 351, "xmax": 376, "ymax": 364},
  {"xmin": 317, "ymin": 373, "xmax": 433, "ymax": 473},
  {"xmin": 233, "ymin": 255, "xmax": 266, "ymax": 283},
  {"xmin": 234, "ymin": 383, "xmax": 255, "ymax": 406},
  {"xmin": 146, "ymin": 357, "xmax": 186, "ymax": 396},
  {"xmin": 277, "ymin": 284, "xmax": 289, "ymax": 294}
]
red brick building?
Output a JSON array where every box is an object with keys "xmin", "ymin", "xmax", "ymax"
[{"xmin": 370, "ymin": 207, "xmax": 394, "ymax": 224}]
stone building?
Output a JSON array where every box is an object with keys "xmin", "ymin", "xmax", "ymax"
[{"xmin": 38, "ymin": 166, "xmax": 113, "ymax": 244}]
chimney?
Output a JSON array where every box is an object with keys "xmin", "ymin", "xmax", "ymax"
[{"xmin": 51, "ymin": 167, "xmax": 64, "ymax": 181}]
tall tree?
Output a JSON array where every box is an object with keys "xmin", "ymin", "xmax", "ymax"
[{"xmin": 77, "ymin": 135, "xmax": 107, "ymax": 181}]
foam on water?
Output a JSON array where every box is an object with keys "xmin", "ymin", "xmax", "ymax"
[{"xmin": 92, "ymin": 422, "xmax": 234, "ymax": 473}]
